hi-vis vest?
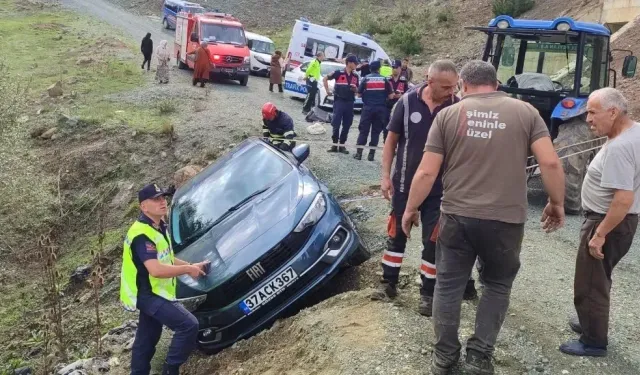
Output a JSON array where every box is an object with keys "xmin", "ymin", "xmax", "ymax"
[
  {"xmin": 380, "ymin": 65, "xmax": 392, "ymax": 78},
  {"xmin": 120, "ymin": 220, "xmax": 176, "ymax": 311}
]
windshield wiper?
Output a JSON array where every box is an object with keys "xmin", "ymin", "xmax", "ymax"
[
  {"xmin": 180, "ymin": 188, "xmax": 269, "ymax": 246},
  {"xmin": 208, "ymin": 188, "xmax": 268, "ymax": 226}
]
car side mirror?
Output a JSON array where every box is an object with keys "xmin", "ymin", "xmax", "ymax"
[
  {"xmin": 190, "ymin": 32, "xmax": 198, "ymax": 43},
  {"xmin": 292, "ymin": 144, "xmax": 310, "ymax": 164},
  {"xmin": 622, "ymin": 55, "xmax": 637, "ymax": 78}
]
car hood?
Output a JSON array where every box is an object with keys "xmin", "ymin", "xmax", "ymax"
[{"xmin": 175, "ymin": 169, "xmax": 320, "ymax": 294}]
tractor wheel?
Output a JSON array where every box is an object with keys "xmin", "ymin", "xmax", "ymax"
[{"xmin": 552, "ymin": 117, "xmax": 603, "ymax": 214}]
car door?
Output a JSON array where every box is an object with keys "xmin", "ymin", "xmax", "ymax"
[{"xmin": 284, "ymin": 62, "xmax": 309, "ymax": 95}]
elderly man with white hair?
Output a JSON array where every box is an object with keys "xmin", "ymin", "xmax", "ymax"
[{"xmin": 560, "ymin": 88, "xmax": 640, "ymax": 357}]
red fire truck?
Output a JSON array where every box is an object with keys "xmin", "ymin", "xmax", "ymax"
[{"xmin": 174, "ymin": 11, "xmax": 251, "ymax": 86}]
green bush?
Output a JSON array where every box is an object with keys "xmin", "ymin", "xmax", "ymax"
[
  {"xmin": 389, "ymin": 24, "xmax": 423, "ymax": 56},
  {"xmin": 436, "ymin": 8, "xmax": 454, "ymax": 24},
  {"xmin": 492, "ymin": 0, "xmax": 535, "ymax": 17},
  {"xmin": 156, "ymin": 100, "xmax": 177, "ymax": 115}
]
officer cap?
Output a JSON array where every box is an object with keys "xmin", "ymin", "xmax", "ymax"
[
  {"xmin": 391, "ymin": 59, "xmax": 402, "ymax": 68},
  {"xmin": 138, "ymin": 183, "xmax": 170, "ymax": 203},
  {"xmin": 345, "ymin": 55, "xmax": 359, "ymax": 64},
  {"xmin": 369, "ymin": 60, "xmax": 381, "ymax": 71}
]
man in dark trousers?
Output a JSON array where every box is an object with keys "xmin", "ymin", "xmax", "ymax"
[
  {"xmin": 141, "ymin": 32, "xmax": 153, "ymax": 71},
  {"xmin": 373, "ymin": 60, "xmax": 477, "ymax": 317},
  {"xmin": 120, "ymin": 183, "xmax": 210, "ymax": 375},
  {"xmin": 262, "ymin": 102, "xmax": 297, "ymax": 151},
  {"xmin": 324, "ymin": 54, "xmax": 360, "ymax": 154},
  {"xmin": 354, "ymin": 60, "xmax": 393, "ymax": 161},
  {"xmin": 402, "ymin": 60, "xmax": 565, "ymax": 374},
  {"xmin": 560, "ymin": 88, "xmax": 640, "ymax": 358}
]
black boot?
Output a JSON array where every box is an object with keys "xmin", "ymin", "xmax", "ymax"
[
  {"xmin": 367, "ymin": 149, "xmax": 375, "ymax": 161},
  {"xmin": 327, "ymin": 145, "xmax": 338, "ymax": 153},
  {"xmin": 338, "ymin": 146, "xmax": 349, "ymax": 154},
  {"xmin": 192, "ymin": 78, "xmax": 197, "ymax": 86},
  {"xmin": 353, "ymin": 148, "xmax": 363, "ymax": 160},
  {"xmin": 162, "ymin": 362, "xmax": 180, "ymax": 375}
]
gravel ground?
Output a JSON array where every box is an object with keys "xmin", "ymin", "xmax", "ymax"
[{"xmin": 57, "ymin": 1, "xmax": 640, "ymax": 373}]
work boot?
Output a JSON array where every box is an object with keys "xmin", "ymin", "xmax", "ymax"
[
  {"xmin": 338, "ymin": 146, "xmax": 349, "ymax": 154},
  {"xmin": 463, "ymin": 280, "xmax": 478, "ymax": 300},
  {"xmin": 370, "ymin": 282, "xmax": 397, "ymax": 300},
  {"xmin": 367, "ymin": 149, "xmax": 375, "ymax": 161},
  {"xmin": 353, "ymin": 148, "xmax": 363, "ymax": 160},
  {"xmin": 464, "ymin": 349, "xmax": 494, "ymax": 375},
  {"xmin": 161, "ymin": 362, "xmax": 180, "ymax": 375},
  {"xmin": 327, "ymin": 145, "xmax": 338, "ymax": 153},
  {"xmin": 431, "ymin": 351, "xmax": 458, "ymax": 375},
  {"xmin": 418, "ymin": 295, "xmax": 433, "ymax": 317}
]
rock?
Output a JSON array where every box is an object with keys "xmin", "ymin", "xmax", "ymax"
[
  {"xmin": 108, "ymin": 357, "xmax": 120, "ymax": 367},
  {"xmin": 14, "ymin": 367, "xmax": 32, "ymax": 375},
  {"xmin": 51, "ymin": 133, "xmax": 60, "ymax": 140},
  {"xmin": 161, "ymin": 151, "xmax": 167, "ymax": 158},
  {"xmin": 541, "ymin": 358, "xmax": 549, "ymax": 364},
  {"xmin": 47, "ymin": 81, "xmax": 63, "ymax": 97},
  {"xmin": 562, "ymin": 370, "xmax": 569, "ymax": 374},
  {"xmin": 30, "ymin": 125, "xmax": 48, "ymax": 138},
  {"xmin": 70, "ymin": 91, "xmax": 78, "ymax": 99},
  {"xmin": 76, "ymin": 57, "xmax": 94, "ymax": 65},
  {"xmin": 58, "ymin": 114, "xmax": 79, "ymax": 128},
  {"xmin": 67, "ymin": 77, "xmax": 78, "ymax": 85},
  {"xmin": 174, "ymin": 165, "xmax": 203, "ymax": 188},
  {"xmin": 17, "ymin": 115, "xmax": 29, "ymax": 124},
  {"xmin": 519, "ymin": 326, "xmax": 526, "ymax": 332},
  {"xmin": 57, "ymin": 359, "xmax": 88, "ymax": 375},
  {"xmin": 306, "ymin": 122, "xmax": 327, "ymax": 135},
  {"xmin": 53, "ymin": 35, "xmax": 62, "ymax": 40},
  {"xmin": 40, "ymin": 127, "xmax": 58, "ymax": 139},
  {"xmin": 36, "ymin": 108, "xmax": 44, "ymax": 115},
  {"xmin": 535, "ymin": 365, "xmax": 545, "ymax": 372},
  {"xmin": 110, "ymin": 181, "xmax": 134, "ymax": 208},
  {"xmin": 70, "ymin": 265, "xmax": 92, "ymax": 284}
]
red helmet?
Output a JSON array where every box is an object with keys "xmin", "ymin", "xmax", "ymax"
[{"xmin": 261, "ymin": 102, "xmax": 277, "ymax": 120}]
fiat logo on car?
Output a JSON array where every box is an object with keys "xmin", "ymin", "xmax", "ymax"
[{"xmin": 246, "ymin": 262, "xmax": 266, "ymax": 281}]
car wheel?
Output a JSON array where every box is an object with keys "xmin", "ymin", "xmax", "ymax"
[
  {"xmin": 347, "ymin": 245, "xmax": 371, "ymax": 267},
  {"xmin": 239, "ymin": 76, "xmax": 248, "ymax": 86}
]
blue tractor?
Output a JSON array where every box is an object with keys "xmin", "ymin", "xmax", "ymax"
[{"xmin": 470, "ymin": 15, "xmax": 637, "ymax": 213}]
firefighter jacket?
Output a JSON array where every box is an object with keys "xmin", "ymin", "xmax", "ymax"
[{"xmin": 263, "ymin": 110, "xmax": 296, "ymax": 147}]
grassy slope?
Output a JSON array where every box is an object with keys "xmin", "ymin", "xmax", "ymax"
[{"xmin": 0, "ymin": 1, "xmax": 175, "ymax": 371}]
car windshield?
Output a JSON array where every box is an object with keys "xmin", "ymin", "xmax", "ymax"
[
  {"xmin": 493, "ymin": 33, "xmax": 608, "ymax": 94},
  {"xmin": 170, "ymin": 143, "xmax": 293, "ymax": 250},
  {"xmin": 251, "ymin": 40, "xmax": 275, "ymax": 54},
  {"xmin": 183, "ymin": 6, "xmax": 204, "ymax": 13},
  {"xmin": 201, "ymin": 23, "xmax": 246, "ymax": 45}
]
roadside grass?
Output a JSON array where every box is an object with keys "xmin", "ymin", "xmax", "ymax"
[{"xmin": 0, "ymin": 1, "xmax": 174, "ymax": 371}]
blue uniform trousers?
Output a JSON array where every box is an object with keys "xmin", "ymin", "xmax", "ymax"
[
  {"xmin": 356, "ymin": 104, "xmax": 388, "ymax": 147},
  {"xmin": 331, "ymin": 99, "xmax": 355, "ymax": 144},
  {"xmin": 130, "ymin": 294, "xmax": 199, "ymax": 375}
]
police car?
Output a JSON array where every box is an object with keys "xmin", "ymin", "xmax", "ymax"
[{"xmin": 283, "ymin": 59, "xmax": 363, "ymax": 111}]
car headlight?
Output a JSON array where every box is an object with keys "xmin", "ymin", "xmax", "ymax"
[
  {"xmin": 255, "ymin": 55, "xmax": 268, "ymax": 64},
  {"xmin": 177, "ymin": 294, "xmax": 207, "ymax": 312},
  {"xmin": 294, "ymin": 193, "xmax": 326, "ymax": 232}
]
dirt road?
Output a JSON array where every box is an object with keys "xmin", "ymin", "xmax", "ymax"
[{"xmin": 60, "ymin": 1, "xmax": 640, "ymax": 374}]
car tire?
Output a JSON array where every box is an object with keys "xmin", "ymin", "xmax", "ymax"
[
  {"xmin": 239, "ymin": 76, "xmax": 249, "ymax": 86},
  {"xmin": 347, "ymin": 245, "xmax": 371, "ymax": 266},
  {"xmin": 162, "ymin": 18, "xmax": 169, "ymax": 30},
  {"xmin": 176, "ymin": 54, "xmax": 187, "ymax": 70}
]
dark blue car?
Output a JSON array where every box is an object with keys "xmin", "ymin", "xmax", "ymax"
[{"xmin": 169, "ymin": 138, "xmax": 370, "ymax": 353}]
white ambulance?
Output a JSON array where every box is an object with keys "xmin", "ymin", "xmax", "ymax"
[{"xmin": 284, "ymin": 18, "xmax": 390, "ymax": 72}]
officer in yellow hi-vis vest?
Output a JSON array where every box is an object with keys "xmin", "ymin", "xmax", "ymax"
[{"xmin": 121, "ymin": 183, "xmax": 209, "ymax": 375}]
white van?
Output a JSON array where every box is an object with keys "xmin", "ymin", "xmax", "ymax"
[
  {"xmin": 284, "ymin": 18, "xmax": 390, "ymax": 72},
  {"xmin": 245, "ymin": 31, "xmax": 276, "ymax": 76}
]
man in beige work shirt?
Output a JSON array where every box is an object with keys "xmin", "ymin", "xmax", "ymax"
[{"xmin": 402, "ymin": 60, "xmax": 566, "ymax": 375}]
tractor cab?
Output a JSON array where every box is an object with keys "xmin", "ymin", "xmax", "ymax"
[
  {"xmin": 468, "ymin": 15, "xmax": 637, "ymax": 214},
  {"xmin": 468, "ymin": 15, "xmax": 636, "ymax": 133}
]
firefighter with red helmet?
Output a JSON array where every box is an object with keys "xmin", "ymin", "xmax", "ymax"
[{"xmin": 261, "ymin": 102, "xmax": 296, "ymax": 151}]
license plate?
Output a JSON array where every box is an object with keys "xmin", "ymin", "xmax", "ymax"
[
  {"xmin": 224, "ymin": 68, "xmax": 235, "ymax": 73},
  {"xmin": 239, "ymin": 267, "xmax": 298, "ymax": 314}
]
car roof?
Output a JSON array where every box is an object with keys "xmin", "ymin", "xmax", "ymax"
[
  {"xmin": 488, "ymin": 15, "xmax": 610, "ymax": 36},
  {"xmin": 245, "ymin": 31, "xmax": 273, "ymax": 43}
]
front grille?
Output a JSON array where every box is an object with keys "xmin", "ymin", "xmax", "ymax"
[
  {"xmin": 199, "ymin": 227, "xmax": 312, "ymax": 310},
  {"xmin": 222, "ymin": 55, "xmax": 243, "ymax": 64}
]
